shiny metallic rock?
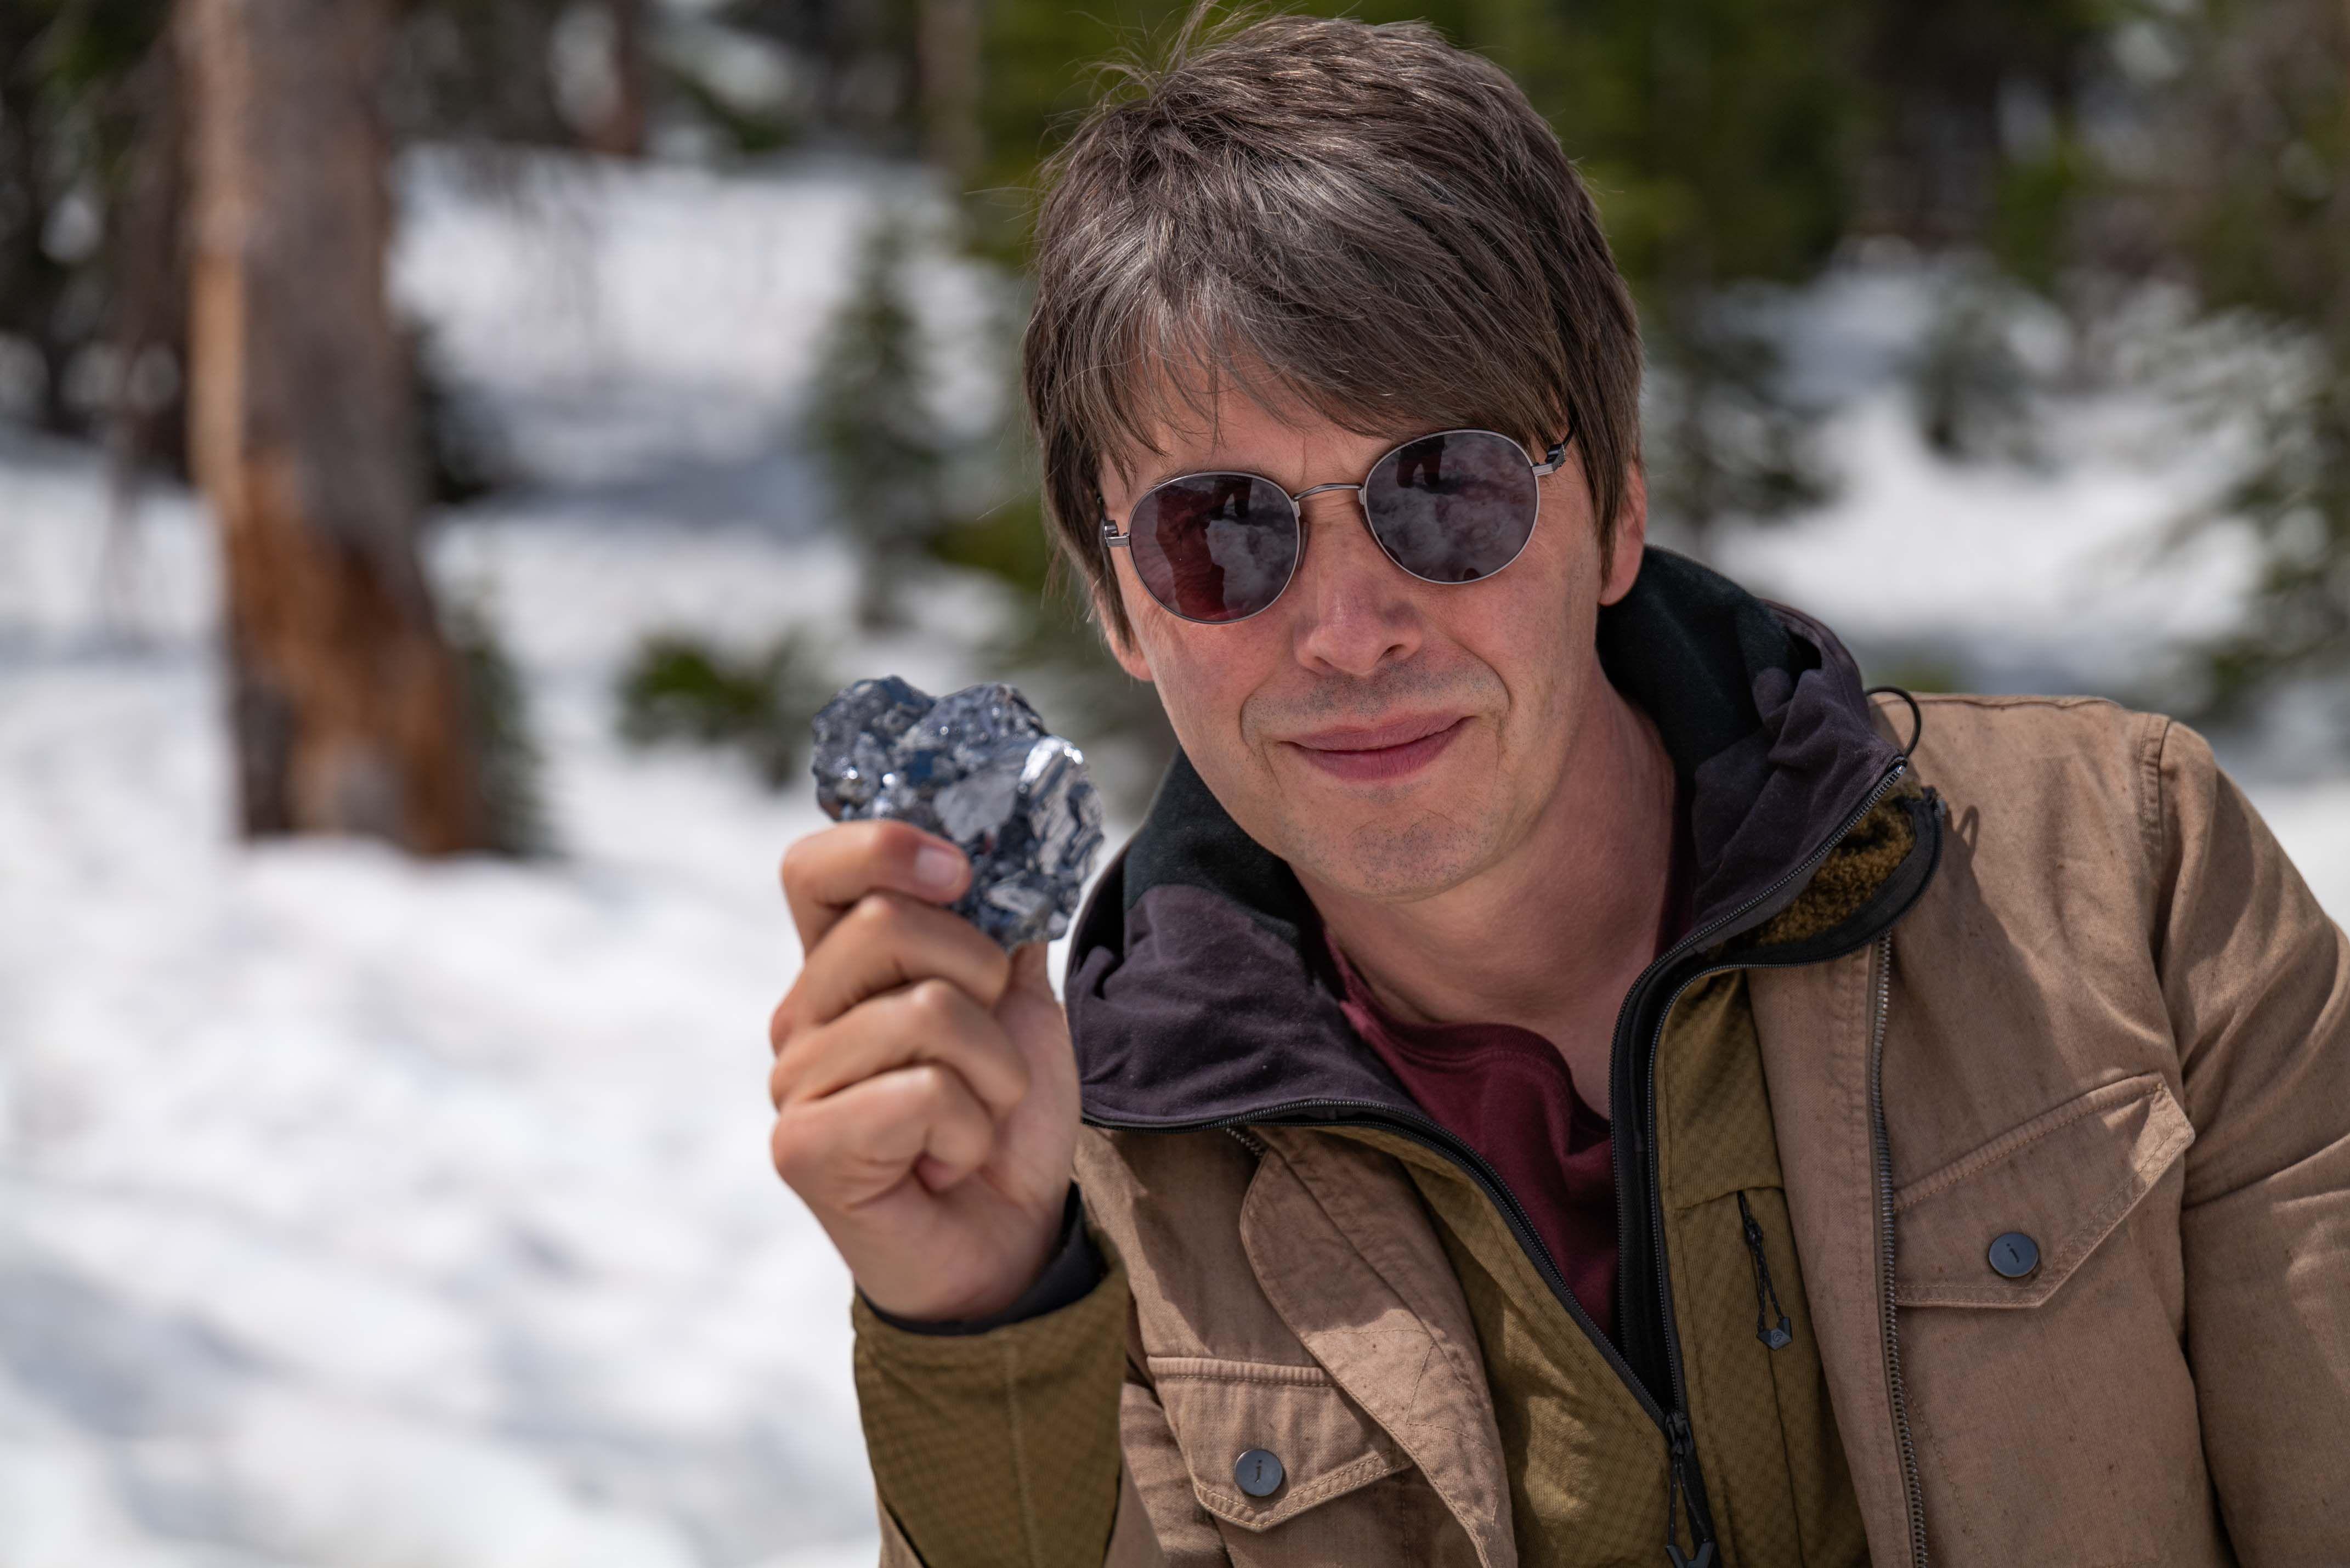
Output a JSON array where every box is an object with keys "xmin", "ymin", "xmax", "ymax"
[{"xmin": 811, "ymin": 677, "xmax": 1106, "ymax": 948}]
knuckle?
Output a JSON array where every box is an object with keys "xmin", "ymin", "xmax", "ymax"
[
  {"xmin": 844, "ymin": 891, "xmax": 903, "ymax": 942},
  {"xmin": 769, "ymin": 1114, "xmax": 812, "ymax": 1185},
  {"xmin": 898, "ymin": 1061, "xmax": 951, "ymax": 1114},
  {"xmin": 778, "ymin": 833, "xmax": 822, "ymax": 892},
  {"xmin": 904, "ymin": 976, "xmax": 964, "ymax": 1029}
]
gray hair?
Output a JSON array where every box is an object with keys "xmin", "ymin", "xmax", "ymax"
[{"xmin": 1021, "ymin": 4, "xmax": 1645, "ymax": 646}]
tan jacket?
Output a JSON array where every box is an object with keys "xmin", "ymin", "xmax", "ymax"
[{"xmin": 867, "ymin": 694, "xmax": 2349, "ymax": 1567}]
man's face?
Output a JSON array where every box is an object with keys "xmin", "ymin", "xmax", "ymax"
[{"xmin": 1097, "ymin": 392, "xmax": 1647, "ymax": 904}]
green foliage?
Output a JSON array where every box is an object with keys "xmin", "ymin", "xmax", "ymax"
[
  {"xmin": 807, "ymin": 206, "xmax": 957, "ymax": 628},
  {"xmin": 1860, "ymin": 654, "xmax": 1966, "ymax": 697},
  {"xmin": 1643, "ymin": 309, "xmax": 1839, "ymax": 548},
  {"xmin": 966, "ymin": 0, "xmax": 1875, "ymax": 547},
  {"xmin": 925, "ymin": 489, "xmax": 1057, "ymax": 589},
  {"xmin": 448, "ymin": 596, "xmax": 553, "ymax": 858},
  {"xmin": 614, "ymin": 629, "xmax": 839, "ymax": 789},
  {"xmin": 1907, "ymin": 268, "xmax": 2054, "ymax": 469},
  {"xmin": 384, "ymin": 0, "xmax": 574, "ymax": 146},
  {"xmin": 662, "ymin": 63, "xmax": 799, "ymax": 156},
  {"xmin": 971, "ymin": 0, "xmax": 1866, "ymax": 290},
  {"xmin": 2189, "ymin": 372, "xmax": 2350, "ymax": 713},
  {"xmin": 0, "ymin": 0, "xmax": 173, "ymax": 435},
  {"xmin": 2118, "ymin": 0, "xmax": 2350, "ymax": 704},
  {"xmin": 407, "ymin": 318, "xmax": 514, "ymax": 507},
  {"xmin": 1991, "ymin": 143, "xmax": 2089, "ymax": 297}
]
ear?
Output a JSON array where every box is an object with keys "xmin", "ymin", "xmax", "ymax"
[
  {"xmin": 1598, "ymin": 464, "xmax": 1648, "ymax": 607},
  {"xmin": 1092, "ymin": 569, "xmax": 1156, "ymax": 684}
]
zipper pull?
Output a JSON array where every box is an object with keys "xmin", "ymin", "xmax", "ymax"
[
  {"xmin": 1737, "ymin": 1191, "xmax": 1793, "ymax": 1350},
  {"xmin": 1664, "ymin": 1412, "xmax": 1717, "ymax": 1568}
]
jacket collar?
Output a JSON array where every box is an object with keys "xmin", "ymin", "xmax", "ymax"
[{"xmin": 1066, "ymin": 547, "xmax": 1912, "ymax": 1132}]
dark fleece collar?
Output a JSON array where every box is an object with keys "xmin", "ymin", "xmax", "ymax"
[{"xmin": 1066, "ymin": 547, "xmax": 1907, "ymax": 1132}]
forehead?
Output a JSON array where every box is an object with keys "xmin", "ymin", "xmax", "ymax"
[{"xmin": 1099, "ymin": 368, "xmax": 1423, "ymax": 497}]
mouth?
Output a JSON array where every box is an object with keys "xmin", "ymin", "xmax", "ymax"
[{"xmin": 1283, "ymin": 713, "xmax": 1470, "ymax": 784}]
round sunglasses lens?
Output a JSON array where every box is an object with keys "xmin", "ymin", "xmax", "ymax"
[
  {"xmin": 1126, "ymin": 473, "xmax": 1300, "ymax": 622},
  {"xmin": 1361, "ymin": 431, "xmax": 1539, "ymax": 584}
]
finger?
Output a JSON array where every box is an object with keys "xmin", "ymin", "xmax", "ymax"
[
  {"xmin": 773, "ymin": 892, "xmax": 1012, "ymax": 1045},
  {"xmin": 780, "ymin": 820, "xmax": 970, "ymax": 952},
  {"xmin": 1004, "ymin": 940, "xmax": 1056, "ymax": 1005},
  {"xmin": 772, "ymin": 1061, "xmax": 995, "ymax": 1205},
  {"xmin": 771, "ymin": 978, "xmax": 1029, "ymax": 1121}
]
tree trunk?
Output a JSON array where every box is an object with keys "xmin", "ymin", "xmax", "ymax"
[
  {"xmin": 179, "ymin": 0, "xmax": 486, "ymax": 854},
  {"xmin": 917, "ymin": 0, "xmax": 982, "ymax": 188},
  {"xmin": 582, "ymin": 0, "xmax": 649, "ymax": 158},
  {"xmin": 100, "ymin": 33, "xmax": 192, "ymax": 641}
]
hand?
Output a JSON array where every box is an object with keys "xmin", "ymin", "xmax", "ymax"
[{"xmin": 769, "ymin": 819, "xmax": 1080, "ymax": 1322}]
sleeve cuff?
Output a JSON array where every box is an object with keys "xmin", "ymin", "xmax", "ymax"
[{"xmin": 860, "ymin": 1184, "xmax": 1103, "ymax": 1337}]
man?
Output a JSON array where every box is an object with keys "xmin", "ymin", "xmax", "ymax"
[{"xmin": 768, "ymin": 12, "xmax": 2350, "ymax": 1566}]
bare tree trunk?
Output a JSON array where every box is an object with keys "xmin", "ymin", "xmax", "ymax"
[
  {"xmin": 917, "ymin": 0, "xmax": 982, "ymax": 188},
  {"xmin": 100, "ymin": 33, "xmax": 191, "ymax": 643},
  {"xmin": 180, "ymin": 0, "xmax": 486, "ymax": 854},
  {"xmin": 582, "ymin": 0, "xmax": 648, "ymax": 158}
]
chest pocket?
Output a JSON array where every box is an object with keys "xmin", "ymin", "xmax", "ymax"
[
  {"xmin": 1893, "ymin": 1072, "xmax": 2194, "ymax": 1308},
  {"xmin": 1883, "ymin": 1073, "xmax": 2226, "ymax": 1565},
  {"xmin": 1145, "ymin": 1355, "xmax": 1409, "ymax": 1533}
]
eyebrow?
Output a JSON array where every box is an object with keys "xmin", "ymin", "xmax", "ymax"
[{"xmin": 1122, "ymin": 423, "xmax": 1453, "ymax": 503}]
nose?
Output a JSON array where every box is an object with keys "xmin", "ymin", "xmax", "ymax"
[{"xmin": 1285, "ymin": 488, "xmax": 1420, "ymax": 678}]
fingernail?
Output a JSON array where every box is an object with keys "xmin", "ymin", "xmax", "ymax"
[{"xmin": 914, "ymin": 844, "xmax": 964, "ymax": 891}]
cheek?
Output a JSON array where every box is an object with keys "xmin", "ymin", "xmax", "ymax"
[
  {"xmin": 1131, "ymin": 616, "xmax": 1258, "ymax": 741},
  {"xmin": 1451, "ymin": 539, "xmax": 1600, "ymax": 737}
]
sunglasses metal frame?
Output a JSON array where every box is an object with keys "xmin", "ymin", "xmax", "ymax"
[{"xmin": 1097, "ymin": 426, "xmax": 1574, "ymax": 625}]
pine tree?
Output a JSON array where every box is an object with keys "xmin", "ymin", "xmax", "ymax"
[{"xmin": 808, "ymin": 208, "xmax": 952, "ymax": 630}]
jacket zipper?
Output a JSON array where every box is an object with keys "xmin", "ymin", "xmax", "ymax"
[
  {"xmin": 1664, "ymin": 1410, "xmax": 1716, "ymax": 1568},
  {"xmin": 1113, "ymin": 756, "xmax": 1922, "ymax": 1567},
  {"xmin": 1616, "ymin": 757, "xmax": 1911, "ymax": 1565},
  {"xmin": 1868, "ymin": 932, "xmax": 1930, "ymax": 1565}
]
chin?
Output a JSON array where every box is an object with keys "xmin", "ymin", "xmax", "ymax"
[{"xmin": 1292, "ymin": 808, "xmax": 1494, "ymax": 903}]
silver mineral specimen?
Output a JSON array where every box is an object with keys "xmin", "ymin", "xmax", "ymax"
[{"xmin": 810, "ymin": 677, "xmax": 1106, "ymax": 948}]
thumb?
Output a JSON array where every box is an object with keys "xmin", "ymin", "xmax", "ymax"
[{"xmin": 1006, "ymin": 940, "xmax": 1057, "ymax": 1001}]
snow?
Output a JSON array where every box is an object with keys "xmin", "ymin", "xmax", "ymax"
[
  {"xmin": 1, "ymin": 150, "xmax": 2343, "ymax": 1567},
  {"xmin": 1, "ymin": 461, "xmax": 891, "ymax": 1567},
  {"xmin": 1708, "ymin": 257, "xmax": 2272, "ymax": 696},
  {"xmin": 1715, "ymin": 393, "xmax": 2260, "ymax": 693}
]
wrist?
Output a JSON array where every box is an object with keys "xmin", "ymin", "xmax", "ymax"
[{"xmin": 862, "ymin": 1186, "xmax": 1098, "ymax": 1334}]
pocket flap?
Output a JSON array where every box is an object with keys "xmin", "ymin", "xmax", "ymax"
[
  {"xmin": 1893, "ymin": 1073, "xmax": 2194, "ymax": 1309},
  {"xmin": 1146, "ymin": 1355, "xmax": 1408, "ymax": 1532}
]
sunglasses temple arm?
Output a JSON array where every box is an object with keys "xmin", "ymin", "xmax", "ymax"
[
  {"xmin": 1530, "ymin": 437, "xmax": 1571, "ymax": 477},
  {"xmin": 1098, "ymin": 517, "xmax": 1131, "ymax": 548}
]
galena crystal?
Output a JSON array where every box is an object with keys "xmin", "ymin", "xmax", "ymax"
[{"xmin": 811, "ymin": 677, "xmax": 1106, "ymax": 948}]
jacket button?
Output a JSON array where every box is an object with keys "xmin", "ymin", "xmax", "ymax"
[
  {"xmin": 1234, "ymin": 1448, "xmax": 1284, "ymax": 1497},
  {"xmin": 1988, "ymin": 1231, "xmax": 2041, "ymax": 1279}
]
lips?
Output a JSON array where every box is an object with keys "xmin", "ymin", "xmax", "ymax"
[
  {"xmin": 1284, "ymin": 712, "xmax": 1469, "ymax": 783},
  {"xmin": 1290, "ymin": 712, "xmax": 1462, "ymax": 752}
]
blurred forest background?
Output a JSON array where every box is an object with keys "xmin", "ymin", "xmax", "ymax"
[
  {"xmin": 8, "ymin": 0, "xmax": 2349, "ymax": 844},
  {"xmin": 1, "ymin": 2, "xmax": 2346, "ymax": 1565}
]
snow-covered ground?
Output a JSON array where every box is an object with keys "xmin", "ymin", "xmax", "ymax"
[{"xmin": 1, "ymin": 151, "xmax": 2344, "ymax": 1568}]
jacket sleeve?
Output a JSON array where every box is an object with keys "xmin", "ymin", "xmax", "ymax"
[
  {"xmin": 2155, "ymin": 720, "xmax": 2350, "ymax": 1558},
  {"xmin": 855, "ymin": 1216, "xmax": 1186, "ymax": 1567}
]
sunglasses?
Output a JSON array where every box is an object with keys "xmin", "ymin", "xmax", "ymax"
[{"xmin": 1098, "ymin": 426, "xmax": 1572, "ymax": 625}]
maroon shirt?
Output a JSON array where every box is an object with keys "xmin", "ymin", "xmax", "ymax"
[{"xmin": 1324, "ymin": 794, "xmax": 1693, "ymax": 1345}]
